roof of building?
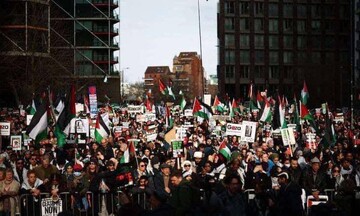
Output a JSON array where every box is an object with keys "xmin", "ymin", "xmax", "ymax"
[
  {"xmin": 145, "ymin": 66, "xmax": 171, "ymax": 74},
  {"xmin": 178, "ymin": 52, "xmax": 198, "ymax": 58}
]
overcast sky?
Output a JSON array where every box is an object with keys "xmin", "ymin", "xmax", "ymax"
[{"xmin": 119, "ymin": 0, "xmax": 218, "ymax": 83}]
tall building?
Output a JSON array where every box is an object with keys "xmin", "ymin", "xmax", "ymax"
[
  {"xmin": 0, "ymin": 0, "xmax": 120, "ymax": 105},
  {"xmin": 218, "ymin": 0, "xmax": 351, "ymax": 107},
  {"xmin": 353, "ymin": 0, "xmax": 360, "ymax": 107}
]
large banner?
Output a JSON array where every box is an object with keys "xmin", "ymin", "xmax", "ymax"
[
  {"xmin": 0, "ymin": 122, "xmax": 10, "ymax": 136},
  {"xmin": 226, "ymin": 123, "xmax": 242, "ymax": 136},
  {"xmin": 240, "ymin": 121, "xmax": 257, "ymax": 142},
  {"xmin": 88, "ymin": 86, "xmax": 98, "ymax": 119}
]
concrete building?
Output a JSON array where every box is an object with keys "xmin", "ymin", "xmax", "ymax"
[{"xmin": 218, "ymin": 0, "xmax": 351, "ymax": 107}]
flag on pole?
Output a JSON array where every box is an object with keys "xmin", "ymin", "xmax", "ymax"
[
  {"xmin": 279, "ymin": 96, "xmax": 287, "ymax": 128},
  {"xmin": 26, "ymin": 104, "xmax": 48, "ymax": 145},
  {"xmin": 120, "ymin": 141, "xmax": 136, "ymax": 164},
  {"xmin": 179, "ymin": 91, "xmax": 186, "ymax": 111},
  {"xmin": 219, "ymin": 140, "xmax": 231, "ymax": 161},
  {"xmin": 230, "ymin": 98, "xmax": 240, "ymax": 117},
  {"xmin": 54, "ymin": 86, "xmax": 76, "ymax": 148},
  {"xmin": 95, "ymin": 113, "xmax": 111, "ymax": 143},
  {"xmin": 193, "ymin": 97, "xmax": 212, "ymax": 120},
  {"xmin": 145, "ymin": 98, "xmax": 152, "ymax": 112},
  {"xmin": 213, "ymin": 95, "xmax": 224, "ymax": 113},
  {"xmin": 29, "ymin": 99, "xmax": 37, "ymax": 115},
  {"xmin": 159, "ymin": 79, "xmax": 168, "ymax": 95},
  {"xmin": 301, "ymin": 81, "xmax": 309, "ymax": 105},
  {"xmin": 167, "ymin": 86, "xmax": 176, "ymax": 100},
  {"xmin": 259, "ymin": 99, "xmax": 272, "ymax": 123}
]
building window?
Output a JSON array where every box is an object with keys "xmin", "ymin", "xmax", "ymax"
[
  {"xmin": 324, "ymin": 21, "xmax": 334, "ymax": 32},
  {"xmin": 225, "ymin": 65, "xmax": 235, "ymax": 78},
  {"xmin": 225, "ymin": 18, "xmax": 235, "ymax": 31},
  {"xmin": 254, "ymin": 66, "xmax": 265, "ymax": 78},
  {"xmin": 311, "ymin": 36, "xmax": 321, "ymax": 49},
  {"xmin": 240, "ymin": 51, "xmax": 250, "ymax": 63},
  {"xmin": 255, "ymin": 51, "xmax": 264, "ymax": 63},
  {"xmin": 325, "ymin": 52, "xmax": 334, "ymax": 62},
  {"xmin": 297, "ymin": 5, "xmax": 307, "ymax": 18},
  {"xmin": 311, "ymin": 5, "xmax": 321, "ymax": 18},
  {"xmin": 297, "ymin": 20, "xmax": 306, "ymax": 33},
  {"xmin": 254, "ymin": 2, "xmax": 264, "ymax": 16},
  {"xmin": 283, "ymin": 36, "xmax": 293, "ymax": 48},
  {"xmin": 269, "ymin": 3, "xmax": 278, "ymax": 17},
  {"xmin": 324, "ymin": 5, "xmax": 334, "ymax": 18},
  {"xmin": 240, "ymin": 66, "xmax": 250, "ymax": 78},
  {"xmin": 297, "ymin": 36, "xmax": 306, "ymax": 49},
  {"xmin": 255, "ymin": 35, "xmax": 264, "ymax": 48},
  {"xmin": 269, "ymin": 35, "xmax": 279, "ymax": 49},
  {"xmin": 283, "ymin": 4, "xmax": 293, "ymax": 17},
  {"xmin": 310, "ymin": 52, "xmax": 321, "ymax": 63},
  {"xmin": 240, "ymin": 2, "xmax": 250, "ymax": 15},
  {"xmin": 225, "ymin": 34, "xmax": 235, "ymax": 47},
  {"xmin": 240, "ymin": 18, "xmax": 250, "ymax": 31},
  {"xmin": 297, "ymin": 52, "xmax": 307, "ymax": 63},
  {"xmin": 254, "ymin": 19, "xmax": 264, "ymax": 32},
  {"xmin": 325, "ymin": 36, "xmax": 335, "ymax": 49},
  {"xmin": 269, "ymin": 19, "xmax": 278, "ymax": 32},
  {"xmin": 225, "ymin": 51, "xmax": 235, "ymax": 64},
  {"xmin": 283, "ymin": 19, "xmax": 293, "ymax": 32},
  {"xmin": 311, "ymin": 21, "xmax": 321, "ymax": 32},
  {"xmin": 283, "ymin": 66, "xmax": 293, "ymax": 78},
  {"xmin": 339, "ymin": 52, "xmax": 348, "ymax": 63},
  {"xmin": 269, "ymin": 51, "xmax": 279, "ymax": 64},
  {"xmin": 225, "ymin": 2, "xmax": 235, "ymax": 14},
  {"xmin": 283, "ymin": 51, "xmax": 293, "ymax": 64},
  {"xmin": 269, "ymin": 66, "xmax": 279, "ymax": 79},
  {"xmin": 240, "ymin": 35, "xmax": 250, "ymax": 47}
]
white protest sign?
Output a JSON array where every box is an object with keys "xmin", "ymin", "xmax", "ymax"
[
  {"xmin": 175, "ymin": 127, "xmax": 187, "ymax": 140},
  {"xmin": 184, "ymin": 109, "xmax": 193, "ymax": 117},
  {"xmin": 41, "ymin": 198, "xmax": 63, "ymax": 216},
  {"xmin": 69, "ymin": 118, "xmax": 90, "ymax": 137},
  {"xmin": 26, "ymin": 115, "xmax": 34, "ymax": 125},
  {"xmin": 0, "ymin": 122, "xmax": 11, "ymax": 136},
  {"xmin": 204, "ymin": 94, "xmax": 212, "ymax": 107},
  {"xmin": 127, "ymin": 105, "xmax": 143, "ymax": 114},
  {"xmin": 146, "ymin": 133, "xmax": 157, "ymax": 141},
  {"xmin": 241, "ymin": 121, "xmax": 257, "ymax": 142},
  {"xmin": 136, "ymin": 113, "xmax": 156, "ymax": 122},
  {"xmin": 226, "ymin": 123, "xmax": 242, "ymax": 136},
  {"xmin": 280, "ymin": 128, "xmax": 296, "ymax": 146}
]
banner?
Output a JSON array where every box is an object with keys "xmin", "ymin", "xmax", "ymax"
[
  {"xmin": 226, "ymin": 123, "xmax": 242, "ymax": 136},
  {"xmin": 240, "ymin": 121, "xmax": 257, "ymax": 142},
  {"xmin": 41, "ymin": 198, "xmax": 63, "ymax": 216},
  {"xmin": 88, "ymin": 86, "xmax": 98, "ymax": 118},
  {"xmin": 11, "ymin": 135, "xmax": 22, "ymax": 150},
  {"xmin": 281, "ymin": 128, "xmax": 296, "ymax": 146},
  {"xmin": 0, "ymin": 122, "xmax": 10, "ymax": 136},
  {"xmin": 127, "ymin": 105, "xmax": 143, "ymax": 114}
]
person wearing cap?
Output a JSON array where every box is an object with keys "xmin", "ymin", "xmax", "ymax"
[
  {"xmin": 193, "ymin": 151, "xmax": 204, "ymax": 173},
  {"xmin": 302, "ymin": 156, "xmax": 328, "ymax": 199},
  {"xmin": 150, "ymin": 163, "xmax": 172, "ymax": 197},
  {"xmin": 273, "ymin": 172, "xmax": 303, "ymax": 216}
]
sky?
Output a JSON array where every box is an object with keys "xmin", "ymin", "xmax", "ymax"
[{"xmin": 119, "ymin": 0, "xmax": 218, "ymax": 83}]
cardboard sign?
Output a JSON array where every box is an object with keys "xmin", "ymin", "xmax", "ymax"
[
  {"xmin": 184, "ymin": 109, "xmax": 193, "ymax": 117},
  {"xmin": 226, "ymin": 123, "xmax": 242, "ymax": 136},
  {"xmin": 175, "ymin": 127, "xmax": 187, "ymax": 140},
  {"xmin": 136, "ymin": 113, "xmax": 156, "ymax": 122},
  {"xmin": 240, "ymin": 121, "xmax": 257, "ymax": 143},
  {"xmin": 41, "ymin": 198, "xmax": 63, "ymax": 216},
  {"xmin": 11, "ymin": 135, "xmax": 22, "ymax": 150},
  {"xmin": 0, "ymin": 122, "xmax": 11, "ymax": 136}
]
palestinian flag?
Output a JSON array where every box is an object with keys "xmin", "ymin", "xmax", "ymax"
[
  {"xmin": 259, "ymin": 99, "xmax": 272, "ymax": 123},
  {"xmin": 165, "ymin": 105, "xmax": 174, "ymax": 128},
  {"xmin": 159, "ymin": 79, "xmax": 168, "ymax": 95},
  {"xmin": 167, "ymin": 86, "xmax": 176, "ymax": 100},
  {"xmin": 300, "ymin": 103, "xmax": 313, "ymax": 121},
  {"xmin": 26, "ymin": 104, "xmax": 48, "ymax": 145},
  {"xmin": 120, "ymin": 141, "xmax": 136, "ymax": 164},
  {"xmin": 279, "ymin": 96, "xmax": 287, "ymax": 129},
  {"xmin": 95, "ymin": 113, "xmax": 111, "ymax": 143},
  {"xmin": 145, "ymin": 98, "xmax": 152, "ymax": 112},
  {"xmin": 230, "ymin": 98, "xmax": 240, "ymax": 117},
  {"xmin": 29, "ymin": 99, "xmax": 37, "ymax": 115},
  {"xmin": 257, "ymin": 91, "xmax": 264, "ymax": 109},
  {"xmin": 322, "ymin": 103, "xmax": 336, "ymax": 147},
  {"xmin": 292, "ymin": 95, "xmax": 301, "ymax": 130},
  {"xmin": 179, "ymin": 91, "xmax": 186, "ymax": 111},
  {"xmin": 213, "ymin": 95, "xmax": 224, "ymax": 113},
  {"xmin": 193, "ymin": 97, "xmax": 212, "ymax": 120},
  {"xmin": 301, "ymin": 81, "xmax": 309, "ymax": 106},
  {"xmin": 54, "ymin": 86, "xmax": 76, "ymax": 148},
  {"xmin": 219, "ymin": 140, "xmax": 231, "ymax": 161}
]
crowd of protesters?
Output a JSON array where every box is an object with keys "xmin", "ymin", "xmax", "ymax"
[{"xmin": 0, "ymin": 103, "xmax": 360, "ymax": 216}]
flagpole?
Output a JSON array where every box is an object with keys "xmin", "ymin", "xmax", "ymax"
[{"xmin": 299, "ymin": 100, "xmax": 303, "ymax": 133}]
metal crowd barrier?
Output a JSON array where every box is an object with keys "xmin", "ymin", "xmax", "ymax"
[{"xmin": 19, "ymin": 191, "xmax": 128, "ymax": 216}]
